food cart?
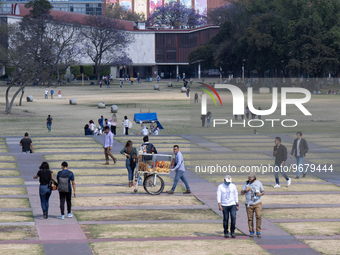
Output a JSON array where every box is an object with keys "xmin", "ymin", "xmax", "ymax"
[{"xmin": 134, "ymin": 151, "xmax": 172, "ymax": 195}]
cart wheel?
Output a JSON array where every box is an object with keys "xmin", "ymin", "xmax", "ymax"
[
  {"xmin": 143, "ymin": 174, "xmax": 164, "ymax": 195},
  {"xmin": 134, "ymin": 189, "xmax": 138, "ymax": 193}
]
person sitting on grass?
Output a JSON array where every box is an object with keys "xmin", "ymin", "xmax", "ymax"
[{"xmin": 84, "ymin": 124, "xmax": 93, "ymax": 135}]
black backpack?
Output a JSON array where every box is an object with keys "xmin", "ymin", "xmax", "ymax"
[{"xmin": 58, "ymin": 171, "xmax": 70, "ymax": 193}]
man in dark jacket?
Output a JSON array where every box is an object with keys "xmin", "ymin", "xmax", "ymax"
[
  {"xmin": 273, "ymin": 137, "xmax": 291, "ymax": 188},
  {"xmin": 290, "ymin": 132, "xmax": 309, "ymax": 179}
]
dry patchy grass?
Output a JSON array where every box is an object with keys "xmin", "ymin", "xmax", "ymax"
[
  {"xmin": 0, "ymin": 226, "xmax": 38, "ymax": 240},
  {"xmin": 303, "ymin": 240, "xmax": 340, "ymax": 255},
  {"xmin": 0, "ymin": 187, "xmax": 27, "ymax": 195},
  {"xmin": 0, "ymin": 211, "xmax": 33, "ymax": 222},
  {"xmin": 0, "ymin": 244, "xmax": 43, "ymax": 255},
  {"xmin": 0, "ymin": 198, "xmax": 30, "ymax": 208},
  {"xmin": 262, "ymin": 208, "xmax": 340, "ymax": 219},
  {"xmin": 239, "ymin": 194, "xmax": 339, "ymax": 204},
  {"xmin": 0, "ymin": 178, "xmax": 24, "ymax": 185},
  {"xmin": 0, "ymin": 170, "xmax": 21, "ymax": 176},
  {"xmin": 77, "ymin": 185, "xmax": 185, "ymax": 194},
  {"xmin": 276, "ymin": 222, "xmax": 340, "ymax": 235}
]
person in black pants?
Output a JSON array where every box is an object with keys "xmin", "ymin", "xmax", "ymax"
[
  {"xmin": 33, "ymin": 162, "xmax": 53, "ymax": 219},
  {"xmin": 57, "ymin": 161, "xmax": 76, "ymax": 220}
]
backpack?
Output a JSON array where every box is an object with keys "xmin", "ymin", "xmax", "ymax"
[
  {"xmin": 146, "ymin": 143, "xmax": 153, "ymax": 154},
  {"xmin": 58, "ymin": 171, "xmax": 70, "ymax": 193}
]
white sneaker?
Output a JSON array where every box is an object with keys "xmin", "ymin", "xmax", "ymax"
[
  {"xmin": 273, "ymin": 184, "xmax": 280, "ymax": 188},
  {"xmin": 287, "ymin": 178, "xmax": 291, "ymax": 186}
]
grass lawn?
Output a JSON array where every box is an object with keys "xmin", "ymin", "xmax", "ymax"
[
  {"xmin": 76, "ymin": 185, "xmax": 185, "ymax": 194},
  {"xmin": 0, "ymin": 187, "xmax": 27, "ymax": 195},
  {"xmin": 0, "ymin": 198, "xmax": 30, "ymax": 208},
  {"xmin": 75, "ymin": 209, "xmax": 220, "ymax": 221},
  {"xmin": 262, "ymin": 208, "xmax": 340, "ymax": 219},
  {"xmin": 0, "ymin": 163, "xmax": 17, "ymax": 169},
  {"xmin": 0, "ymin": 178, "xmax": 24, "ymax": 185},
  {"xmin": 0, "ymin": 211, "xmax": 34, "ymax": 222},
  {"xmin": 73, "ymin": 195, "xmax": 202, "ymax": 207},
  {"xmin": 69, "ymin": 168, "xmax": 128, "ymax": 176},
  {"xmin": 49, "ymin": 161, "xmax": 125, "ymax": 168},
  {"xmin": 75, "ymin": 175, "xmax": 173, "ymax": 184},
  {"xmin": 90, "ymin": 240, "xmax": 270, "ymax": 255},
  {"xmin": 0, "ymin": 170, "xmax": 21, "ymax": 176},
  {"xmin": 0, "ymin": 226, "xmax": 38, "ymax": 240},
  {"xmin": 303, "ymin": 240, "xmax": 340, "ymax": 255},
  {"xmin": 0, "ymin": 244, "xmax": 43, "ymax": 255},
  {"xmin": 276, "ymin": 222, "xmax": 340, "ymax": 235},
  {"xmin": 236, "ymin": 184, "xmax": 340, "ymax": 192},
  {"xmin": 0, "ymin": 156, "xmax": 15, "ymax": 161},
  {"xmin": 82, "ymin": 223, "xmax": 241, "ymax": 239},
  {"xmin": 239, "ymin": 194, "xmax": 339, "ymax": 204},
  {"xmin": 186, "ymin": 153, "xmax": 271, "ymax": 160},
  {"xmin": 44, "ymin": 154, "xmax": 125, "ymax": 161}
]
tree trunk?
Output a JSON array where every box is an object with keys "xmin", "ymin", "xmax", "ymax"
[
  {"xmin": 5, "ymin": 83, "xmax": 28, "ymax": 114},
  {"xmin": 19, "ymin": 89, "xmax": 25, "ymax": 106}
]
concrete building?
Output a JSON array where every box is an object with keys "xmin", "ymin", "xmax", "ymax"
[{"xmin": 0, "ymin": 4, "xmax": 219, "ymax": 79}]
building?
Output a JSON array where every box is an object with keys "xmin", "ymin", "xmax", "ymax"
[
  {"xmin": 0, "ymin": 0, "xmax": 106, "ymax": 15},
  {"xmin": 0, "ymin": 4, "xmax": 219, "ymax": 79}
]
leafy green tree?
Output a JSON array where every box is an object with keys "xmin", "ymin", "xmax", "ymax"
[
  {"xmin": 106, "ymin": 2, "xmax": 145, "ymax": 22},
  {"xmin": 24, "ymin": 0, "xmax": 53, "ymax": 19}
]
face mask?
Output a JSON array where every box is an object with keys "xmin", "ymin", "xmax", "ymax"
[{"xmin": 224, "ymin": 182, "xmax": 230, "ymax": 186}]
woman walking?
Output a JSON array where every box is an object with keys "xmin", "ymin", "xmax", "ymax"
[
  {"xmin": 33, "ymin": 162, "xmax": 53, "ymax": 219},
  {"xmin": 109, "ymin": 114, "xmax": 117, "ymax": 135},
  {"xmin": 120, "ymin": 140, "xmax": 137, "ymax": 187}
]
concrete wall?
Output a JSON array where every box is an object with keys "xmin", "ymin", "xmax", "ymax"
[{"xmin": 127, "ymin": 32, "xmax": 155, "ymax": 66}]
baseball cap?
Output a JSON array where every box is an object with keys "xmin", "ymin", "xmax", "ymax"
[
  {"xmin": 224, "ymin": 175, "xmax": 232, "ymax": 182},
  {"xmin": 248, "ymin": 173, "xmax": 256, "ymax": 179}
]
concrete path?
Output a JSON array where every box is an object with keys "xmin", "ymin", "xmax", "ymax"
[{"xmin": 6, "ymin": 138, "xmax": 93, "ymax": 255}]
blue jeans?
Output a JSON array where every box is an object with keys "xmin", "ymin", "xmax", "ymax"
[
  {"xmin": 222, "ymin": 205, "xmax": 237, "ymax": 235},
  {"xmin": 171, "ymin": 170, "xmax": 190, "ymax": 191},
  {"xmin": 274, "ymin": 163, "xmax": 289, "ymax": 184},
  {"xmin": 39, "ymin": 184, "xmax": 51, "ymax": 213},
  {"xmin": 47, "ymin": 123, "xmax": 51, "ymax": 131},
  {"xmin": 126, "ymin": 158, "xmax": 135, "ymax": 182},
  {"xmin": 296, "ymin": 156, "xmax": 305, "ymax": 177}
]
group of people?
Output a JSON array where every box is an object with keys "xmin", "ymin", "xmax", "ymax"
[
  {"xmin": 44, "ymin": 88, "xmax": 61, "ymax": 99},
  {"xmin": 34, "ymin": 161, "xmax": 76, "ymax": 220},
  {"xmin": 201, "ymin": 111, "xmax": 212, "ymax": 127},
  {"xmin": 84, "ymin": 114, "xmax": 119, "ymax": 136},
  {"xmin": 234, "ymin": 106, "xmax": 262, "ymax": 120},
  {"xmin": 141, "ymin": 124, "xmax": 160, "ymax": 136}
]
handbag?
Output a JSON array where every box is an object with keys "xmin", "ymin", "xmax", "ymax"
[{"xmin": 49, "ymin": 179, "xmax": 58, "ymax": 191}]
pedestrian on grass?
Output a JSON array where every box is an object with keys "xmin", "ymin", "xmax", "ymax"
[
  {"xmin": 120, "ymin": 140, "xmax": 137, "ymax": 187},
  {"xmin": 201, "ymin": 114, "xmax": 206, "ymax": 127},
  {"xmin": 123, "ymin": 116, "xmax": 129, "ymax": 135},
  {"xmin": 103, "ymin": 126, "xmax": 117, "ymax": 165},
  {"xmin": 20, "ymin": 132, "xmax": 34, "ymax": 154},
  {"xmin": 290, "ymin": 131, "xmax": 309, "ymax": 179},
  {"xmin": 207, "ymin": 112, "xmax": 212, "ymax": 127},
  {"xmin": 45, "ymin": 88, "xmax": 48, "ymax": 99},
  {"xmin": 50, "ymin": 89, "xmax": 54, "ymax": 99},
  {"xmin": 241, "ymin": 173, "xmax": 265, "ymax": 238},
  {"xmin": 46, "ymin": 115, "xmax": 53, "ymax": 132},
  {"xmin": 84, "ymin": 124, "xmax": 93, "ymax": 135},
  {"xmin": 167, "ymin": 145, "xmax": 191, "ymax": 194},
  {"xmin": 194, "ymin": 93, "xmax": 198, "ymax": 103},
  {"xmin": 58, "ymin": 89, "xmax": 62, "ymax": 99},
  {"xmin": 33, "ymin": 162, "xmax": 53, "ymax": 219},
  {"xmin": 273, "ymin": 137, "xmax": 291, "ymax": 188},
  {"xmin": 217, "ymin": 175, "xmax": 239, "ymax": 238},
  {"xmin": 57, "ymin": 162, "xmax": 76, "ymax": 220},
  {"xmin": 109, "ymin": 114, "xmax": 117, "ymax": 135}
]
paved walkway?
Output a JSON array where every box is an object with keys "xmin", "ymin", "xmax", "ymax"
[{"xmin": 6, "ymin": 138, "xmax": 93, "ymax": 255}]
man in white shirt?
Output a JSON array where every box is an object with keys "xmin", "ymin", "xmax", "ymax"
[
  {"xmin": 217, "ymin": 175, "xmax": 239, "ymax": 238},
  {"xmin": 103, "ymin": 126, "xmax": 117, "ymax": 165}
]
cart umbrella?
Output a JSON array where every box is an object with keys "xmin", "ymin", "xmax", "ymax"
[{"xmin": 133, "ymin": 113, "xmax": 164, "ymax": 129}]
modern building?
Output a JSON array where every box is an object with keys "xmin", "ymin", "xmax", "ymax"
[
  {"xmin": 0, "ymin": 4, "xmax": 219, "ymax": 79},
  {"xmin": 0, "ymin": 0, "xmax": 106, "ymax": 15},
  {"xmin": 109, "ymin": 0, "xmax": 229, "ymax": 19}
]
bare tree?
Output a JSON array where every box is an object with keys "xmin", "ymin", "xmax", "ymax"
[
  {"xmin": 80, "ymin": 15, "xmax": 133, "ymax": 83},
  {"xmin": 0, "ymin": 16, "xmax": 81, "ymax": 114}
]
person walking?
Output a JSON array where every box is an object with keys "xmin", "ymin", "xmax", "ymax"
[
  {"xmin": 217, "ymin": 175, "xmax": 239, "ymax": 238},
  {"xmin": 46, "ymin": 115, "xmax": 53, "ymax": 132},
  {"xmin": 241, "ymin": 173, "xmax": 265, "ymax": 238},
  {"xmin": 194, "ymin": 92, "xmax": 198, "ymax": 103},
  {"xmin": 103, "ymin": 126, "xmax": 117, "ymax": 165},
  {"xmin": 207, "ymin": 112, "xmax": 212, "ymax": 127},
  {"xmin": 58, "ymin": 89, "xmax": 62, "ymax": 99},
  {"xmin": 201, "ymin": 114, "xmax": 206, "ymax": 127},
  {"xmin": 57, "ymin": 162, "xmax": 76, "ymax": 220},
  {"xmin": 33, "ymin": 162, "xmax": 53, "ymax": 219},
  {"xmin": 123, "ymin": 116, "xmax": 129, "ymax": 135},
  {"xmin": 50, "ymin": 89, "xmax": 54, "ymax": 99},
  {"xmin": 167, "ymin": 145, "xmax": 191, "ymax": 194},
  {"xmin": 120, "ymin": 140, "xmax": 137, "ymax": 187},
  {"xmin": 273, "ymin": 137, "xmax": 291, "ymax": 188},
  {"xmin": 19, "ymin": 132, "xmax": 34, "ymax": 154},
  {"xmin": 109, "ymin": 114, "xmax": 117, "ymax": 135},
  {"xmin": 290, "ymin": 131, "xmax": 309, "ymax": 179},
  {"xmin": 44, "ymin": 88, "xmax": 48, "ymax": 99}
]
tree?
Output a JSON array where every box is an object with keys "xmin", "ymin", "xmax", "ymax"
[
  {"xmin": 0, "ymin": 13, "xmax": 81, "ymax": 114},
  {"xmin": 79, "ymin": 15, "xmax": 133, "ymax": 83},
  {"xmin": 106, "ymin": 2, "xmax": 145, "ymax": 22},
  {"xmin": 147, "ymin": 2, "xmax": 207, "ymax": 28},
  {"xmin": 24, "ymin": 0, "xmax": 53, "ymax": 19}
]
